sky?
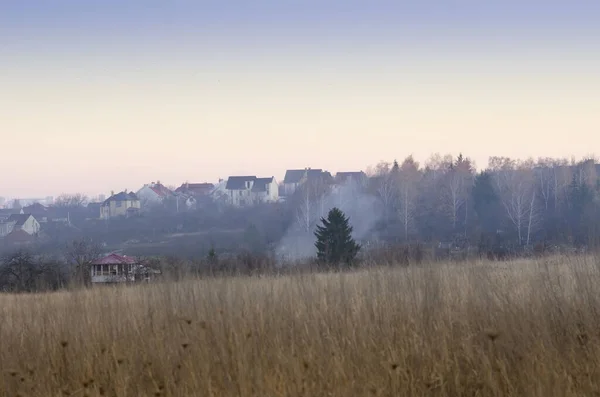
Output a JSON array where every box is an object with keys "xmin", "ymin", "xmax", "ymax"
[{"xmin": 1, "ymin": 1, "xmax": 600, "ymax": 198}]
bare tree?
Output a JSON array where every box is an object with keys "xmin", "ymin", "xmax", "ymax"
[
  {"xmin": 490, "ymin": 158, "xmax": 538, "ymax": 245},
  {"xmin": 294, "ymin": 179, "xmax": 330, "ymax": 233},
  {"xmin": 54, "ymin": 193, "xmax": 89, "ymax": 208},
  {"xmin": 65, "ymin": 238, "xmax": 101, "ymax": 287},
  {"xmin": 442, "ymin": 154, "xmax": 474, "ymax": 233},
  {"xmin": 396, "ymin": 156, "xmax": 421, "ymax": 240}
]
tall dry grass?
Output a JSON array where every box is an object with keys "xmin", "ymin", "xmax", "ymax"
[{"xmin": 2, "ymin": 255, "xmax": 600, "ymax": 396}]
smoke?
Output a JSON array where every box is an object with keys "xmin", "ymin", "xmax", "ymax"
[{"xmin": 275, "ymin": 180, "xmax": 382, "ymax": 263}]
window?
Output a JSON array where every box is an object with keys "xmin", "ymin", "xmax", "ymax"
[{"xmin": 116, "ymin": 201, "xmax": 123, "ymax": 207}]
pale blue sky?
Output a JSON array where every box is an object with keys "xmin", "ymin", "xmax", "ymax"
[{"xmin": 1, "ymin": 1, "xmax": 599, "ymax": 197}]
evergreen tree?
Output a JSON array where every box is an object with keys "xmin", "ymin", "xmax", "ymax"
[{"xmin": 314, "ymin": 208, "xmax": 361, "ymax": 267}]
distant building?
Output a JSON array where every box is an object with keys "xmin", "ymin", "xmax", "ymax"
[
  {"xmin": 136, "ymin": 182, "xmax": 175, "ymax": 207},
  {"xmin": 3, "ymin": 229, "xmax": 36, "ymax": 246},
  {"xmin": 0, "ymin": 208, "xmax": 22, "ymax": 222},
  {"xmin": 282, "ymin": 168, "xmax": 333, "ymax": 196},
  {"xmin": 225, "ymin": 176, "xmax": 257, "ymax": 207},
  {"xmin": 91, "ymin": 253, "xmax": 160, "ymax": 284},
  {"xmin": 6, "ymin": 214, "xmax": 41, "ymax": 235},
  {"xmin": 22, "ymin": 203, "xmax": 49, "ymax": 223},
  {"xmin": 224, "ymin": 176, "xmax": 279, "ymax": 207},
  {"xmin": 175, "ymin": 182, "xmax": 214, "ymax": 197},
  {"xmin": 100, "ymin": 191, "xmax": 141, "ymax": 219},
  {"xmin": 335, "ymin": 171, "xmax": 367, "ymax": 185},
  {"xmin": 251, "ymin": 177, "xmax": 279, "ymax": 204}
]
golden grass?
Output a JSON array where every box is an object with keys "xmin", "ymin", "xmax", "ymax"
[{"xmin": 2, "ymin": 255, "xmax": 600, "ymax": 396}]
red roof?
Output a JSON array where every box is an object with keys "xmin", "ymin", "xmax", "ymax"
[
  {"xmin": 175, "ymin": 183, "xmax": 214, "ymax": 196},
  {"xmin": 149, "ymin": 183, "xmax": 174, "ymax": 198},
  {"xmin": 92, "ymin": 253, "xmax": 137, "ymax": 265}
]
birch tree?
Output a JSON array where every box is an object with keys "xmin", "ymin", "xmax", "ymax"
[
  {"xmin": 442, "ymin": 154, "xmax": 474, "ymax": 233},
  {"xmin": 397, "ymin": 156, "xmax": 421, "ymax": 240},
  {"xmin": 490, "ymin": 158, "xmax": 538, "ymax": 245}
]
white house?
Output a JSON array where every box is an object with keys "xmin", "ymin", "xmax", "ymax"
[
  {"xmin": 251, "ymin": 177, "xmax": 279, "ymax": 204},
  {"xmin": 224, "ymin": 176, "xmax": 279, "ymax": 207},
  {"xmin": 225, "ymin": 176, "xmax": 256, "ymax": 207},
  {"xmin": 281, "ymin": 168, "xmax": 333, "ymax": 196},
  {"xmin": 0, "ymin": 221, "xmax": 15, "ymax": 237},
  {"xmin": 136, "ymin": 182, "xmax": 175, "ymax": 207},
  {"xmin": 4, "ymin": 214, "xmax": 41, "ymax": 236}
]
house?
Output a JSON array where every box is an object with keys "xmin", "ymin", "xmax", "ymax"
[
  {"xmin": 100, "ymin": 191, "xmax": 141, "ymax": 219},
  {"xmin": 3, "ymin": 229, "xmax": 36, "ymax": 246},
  {"xmin": 0, "ymin": 208, "xmax": 22, "ymax": 222},
  {"xmin": 22, "ymin": 203, "xmax": 49, "ymax": 223},
  {"xmin": 136, "ymin": 182, "xmax": 175, "ymax": 207},
  {"xmin": 282, "ymin": 168, "xmax": 334, "ymax": 196},
  {"xmin": 0, "ymin": 220, "xmax": 15, "ymax": 237},
  {"xmin": 252, "ymin": 177, "xmax": 279, "ymax": 204},
  {"xmin": 6, "ymin": 214, "xmax": 41, "ymax": 235},
  {"xmin": 91, "ymin": 253, "xmax": 161, "ymax": 284},
  {"xmin": 175, "ymin": 182, "xmax": 214, "ymax": 197},
  {"xmin": 335, "ymin": 171, "xmax": 367, "ymax": 185},
  {"xmin": 225, "ymin": 176, "xmax": 257, "ymax": 207}
]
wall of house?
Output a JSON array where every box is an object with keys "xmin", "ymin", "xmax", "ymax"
[
  {"xmin": 0, "ymin": 221, "xmax": 15, "ymax": 237},
  {"xmin": 283, "ymin": 181, "xmax": 302, "ymax": 196},
  {"xmin": 101, "ymin": 199, "xmax": 141, "ymax": 219},
  {"xmin": 228, "ymin": 188, "xmax": 252, "ymax": 207},
  {"xmin": 266, "ymin": 180, "xmax": 279, "ymax": 202},
  {"xmin": 19, "ymin": 216, "xmax": 40, "ymax": 235},
  {"xmin": 136, "ymin": 186, "xmax": 161, "ymax": 206}
]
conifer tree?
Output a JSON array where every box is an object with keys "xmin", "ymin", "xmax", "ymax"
[{"xmin": 314, "ymin": 207, "xmax": 361, "ymax": 267}]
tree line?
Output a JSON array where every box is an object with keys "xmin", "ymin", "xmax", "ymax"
[{"xmin": 359, "ymin": 154, "xmax": 600, "ymax": 254}]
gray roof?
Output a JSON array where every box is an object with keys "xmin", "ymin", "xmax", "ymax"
[
  {"xmin": 226, "ymin": 176, "xmax": 256, "ymax": 190},
  {"xmin": 252, "ymin": 177, "xmax": 274, "ymax": 192},
  {"xmin": 336, "ymin": 171, "xmax": 366, "ymax": 182},
  {"xmin": 8, "ymin": 214, "xmax": 32, "ymax": 226},
  {"xmin": 283, "ymin": 168, "xmax": 331, "ymax": 184},
  {"xmin": 103, "ymin": 191, "xmax": 139, "ymax": 205},
  {"xmin": 283, "ymin": 169, "xmax": 307, "ymax": 184}
]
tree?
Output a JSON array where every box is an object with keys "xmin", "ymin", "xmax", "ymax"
[
  {"xmin": 396, "ymin": 156, "xmax": 421, "ymax": 240},
  {"xmin": 314, "ymin": 208, "xmax": 361, "ymax": 267},
  {"xmin": 54, "ymin": 193, "xmax": 89, "ymax": 208},
  {"xmin": 65, "ymin": 238, "xmax": 101, "ymax": 287},
  {"xmin": 442, "ymin": 154, "xmax": 474, "ymax": 234},
  {"xmin": 489, "ymin": 158, "xmax": 539, "ymax": 245}
]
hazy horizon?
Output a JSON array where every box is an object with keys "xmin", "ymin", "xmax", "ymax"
[{"xmin": 2, "ymin": 1, "xmax": 600, "ymax": 198}]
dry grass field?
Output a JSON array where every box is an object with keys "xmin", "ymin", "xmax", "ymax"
[{"xmin": 2, "ymin": 256, "xmax": 600, "ymax": 396}]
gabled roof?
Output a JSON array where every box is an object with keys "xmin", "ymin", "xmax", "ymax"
[
  {"xmin": 175, "ymin": 183, "xmax": 214, "ymax": 195},
  {"xmin": 283, "ymin": 169, "xmax": 307, "ymax": 184},
  {"xmin": 151, "ymin": 184, "xmax": 174, "ymax": 198},
  {"xmin": 22, "ymin": 203, "xmax": 47, "ymax": 214},
  {"xmin": 226, "ymin": 176, "xmax": 256, "ymax": 190},
  {"xmin": 103, "ymin": 191, "xmax": 139, "ymax": 205},
  {"xmin": 7, "ymin": 214, "xmax": 33, "ymax": 227},
  {"xmin": 92, "ymin": 253, "xmax": 137, "ymax": 265},
  {"xmin": 0, "ymin": 208, "xmax": 18, "ymax": 220},
  {"xmin": 283, "ymin": 168, "xmax": 333, "ymax": 184},
  {"xmin": 252, "ymin": 177, "xmax": 275, "ymax": 192},
  {"xmin": 307, "ymin": 169, "xmax": 328, "ymax": 181},
  {"xmin": 335, "ymin": 171, "xmax": 367, "ymax": 182}
]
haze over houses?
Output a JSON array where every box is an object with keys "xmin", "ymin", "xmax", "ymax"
[
  {"xmin": 282, "ymin": 168, "xmax": 334, "ymax": 196},
  {"xmin": 0, "ymin": 166, "xmax": 364, "ymax": 248}
]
